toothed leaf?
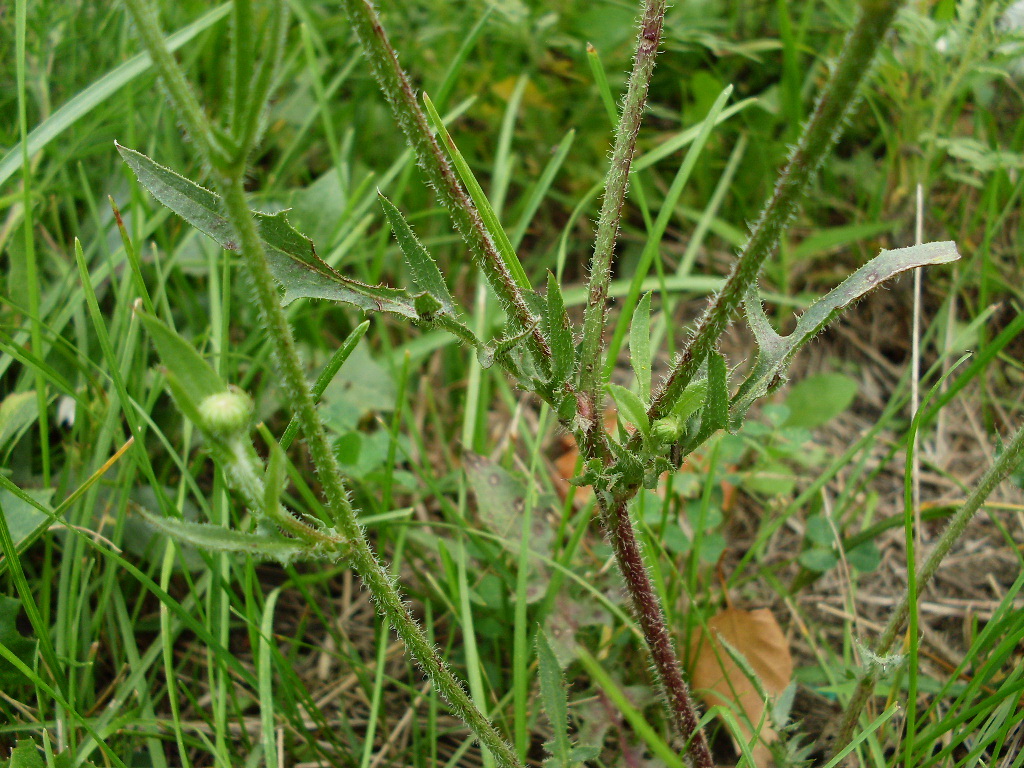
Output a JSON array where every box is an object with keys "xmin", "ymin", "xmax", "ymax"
[
  {"xmin": 379, "ymin": 192, "xmax": 456, "ymax": 314},
  {"xmin": 629, "ymin": 292, "xmax": 653, "ymax": 403},
  {"xmin": 545, "ymin": 272, "xmax": 575, "ymax": 388},
  {"xmin": 117, "ymin": 143, "xmax": 419, "ymax": 317},
  {"xmin": 731, "ymin": 241, "xmax": 960, "ymax": 423}
]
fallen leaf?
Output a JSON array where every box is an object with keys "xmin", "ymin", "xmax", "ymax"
[{"xmin": 689, "ymin": 607, "xmax": 793, "ymax": 768}]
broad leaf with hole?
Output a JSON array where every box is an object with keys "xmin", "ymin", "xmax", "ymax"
[{"xmin": 731, "ymin": 241, "xmax": 960, "ymax": 424}]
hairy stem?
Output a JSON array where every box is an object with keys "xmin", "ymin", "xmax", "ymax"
[
  {"xmin": 121, "ymin": 2, "xmax": 525, "ymax": 765},
  {"xmin": 577, "ymin": 0, "xmax": 666, "ymax": 440},
  {"xmin": 827, "ymin": 419, "xmax": 1024, "ymax": 755},
  {"xmin": 600, "ymin": 495, "xmax": 714, "ymax": 768},
  {"xmin": 338, "ymin": 0, "xmax": 550, "ymax": 368},
  {"xmin": 647, "ymin": 0, "xmax": 904, "ymax": 423}
]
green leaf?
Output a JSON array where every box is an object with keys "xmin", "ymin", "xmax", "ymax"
[
  {"xmin": 421, "ymin": 94, "xmax": 534, "ymax": 298},
  {"xmin": 694, "ymin": 351, "xmax": 728, "ymax": 444},
  {"xmin": 378, "ymin": 192, "xmax": 457, "ymax": 314},
  {"xmin": 732, "ymin": 241, "xmax": 960, "ymax": 423},
  {"xmin": 137, "ymin": 508, "xmax": 312, "ymax": 565},
  {"xmin": 0, "ymin": 488, "xmax": 54, "ymax": 560},
  {"xmin": 799, "ymin": 547, "xmax": 838, "ymax": 573},
  {"xmin": 545, "ymin": 272, "xmax": 575, "ymax": 389},
  {"xmin": 135, "ymin": 309, "xmax": 227, "ymax": 427},
  {"xmin": 629, "ymin": 292, "xmax": 652, "ymax": 404},
  {"xmin": 847, "ymin": 541, "xmax": 881, "ymax": 573},
  {"xmin": 537, "ymin": 629, "xmax": 572, "ymax": 767},
  {"xmin": 805, "ymin": 514, "xmax": 835, "ymax": 546},
  {"xmin": 0, "ymin": 392, "xmax": 37, "ymax": 453},
  {"xmin": 116, "ymin": 144, "xmax": 419, "ymax": 317},
  {"xmin": 783, "ymin": 372, "xmax": 858, "ymax": 428},
  {"xmin": 670, "ymin": 378, "xmax": 709, "ymax": 423},
  {"xmin": 0, "ymin": 597, "xmax": 37, "ymax": 688},
  {"xmin": 607, "ymin": 383, "xmax": 650, "ymax": 439}
]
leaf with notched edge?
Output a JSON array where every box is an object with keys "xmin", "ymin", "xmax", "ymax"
[{"xmin": 116, "ymin": 143, "xmax": 418, "ymax": 317}]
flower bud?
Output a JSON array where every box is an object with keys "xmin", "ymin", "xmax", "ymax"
[
  {"xmin": 652, "ymin": 416, "xmax": 682, "ymax": 444},
  {"xmin": 197, "ymin": 388, "xmax": 253, "ymax": 436}
]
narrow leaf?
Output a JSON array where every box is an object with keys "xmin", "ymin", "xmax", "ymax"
[
  {"xmin": 421, "ymin": 94, "xmax": 535, "ymax": 297},
  {"xmin": 137, "ymin": 508, "xmax": 309, "ymax": 565},
  {"xmin": 607, "ymin": 383, "xmax": 650, "ymax": 439},
  {"xmin": 135, "ymin": 309, "xmax": 227, "ymax": 427},
  {"xmin": 696, "ymin": 352, "xmax": 728, "ymax": 444},
  {"xmin": 629, "ymin": 292, "xmax": 653, "ymax": 403},
  {"xmin": 731, "ymin": 241, "xmax": 960, "ymax": 422},
  {"xmin": 117, "ymin": 144, "xmax": 419, "ymax": 316},
  {"xmin": 379, "ymin": 192, "xmax": 456, "ymax": 313},
  {"xmin": 545, "ymin": 272, "xmax": 575, "ymax": 389}
]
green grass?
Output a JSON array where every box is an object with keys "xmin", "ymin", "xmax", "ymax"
[{"xmin": 3, "ymin": 1, "xmax": 1024, "ymax": 766}]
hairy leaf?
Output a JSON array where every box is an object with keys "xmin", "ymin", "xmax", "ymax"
[
  {"xmin": 545, "ymin": 272, "xmax": 575, "ymax": 389},
  {"xmin": 732, "ymin": 241, "xmax": 960, "ymax": 423},
  {"xmin": 137, "ymin": 508, "xmax": 315, "ymax": 565},
  {"xmin": 629, "ymin": 292, "xmax": 653, "ymax": 403},
  {"xmin": 117, "ymin": 144, "xmax": 418, "ymax": 316},
  {"xmin": 607, "ymin": 383, "xmax": 650, "ymax": 439},
  {"xmin": 379, "ymin": 192, "xmax": 457, "ymax": 314}
]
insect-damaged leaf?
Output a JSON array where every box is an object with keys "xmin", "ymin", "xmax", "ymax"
[
  {"xmin": 690, "ymin": 607, "xmax": 793, "ymax": 768},
  {"xmin": 116, "ymin": 143, "xmax": 418, "ymax": 317}
]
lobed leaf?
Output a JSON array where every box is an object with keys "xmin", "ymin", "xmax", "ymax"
[
  {"xmin": 731, "ymin": 241, "xmax": 960, "ymax": 423},
  {"xmin": 117, "ymin": 143, "xmax": 418, "ymax": 317}
]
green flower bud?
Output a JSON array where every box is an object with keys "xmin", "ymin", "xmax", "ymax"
[
  {"xmin": 197, "ymin": 388, "xmax": 253, "ymax": 436},
  {"xmin": 652, "ymin": 416, "xmax": 683, "ymax": 444}
]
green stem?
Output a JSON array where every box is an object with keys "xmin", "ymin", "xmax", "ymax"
[
  {"xmin": 827, "ymin": 418, "xmax": 1024, "ymax": 755},
  {"xmin": 337, "ymin": 0, "xmax": 549, "ymax": 368},
  {"xmin": 121, "ymin": 0, "xmax": 224, "ymax": 166},
  {"xmin": 577, "ymin": 0, "xmax": 666, "ymax": 443},
  {"xmin": 221, "ymin": 175, "xmax": 523, "ymax": 768},
  {"xmin": 647, "ymin": 0, "xmax": 904, "ymax": 423},
  {"xmin": 121, "ymin": 2, "xmax": 525, "ymax": 765}
]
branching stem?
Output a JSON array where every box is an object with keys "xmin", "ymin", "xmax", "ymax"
[{"xmin": 646, "ymin": 0, "xmax": 904, "ymax": 424}]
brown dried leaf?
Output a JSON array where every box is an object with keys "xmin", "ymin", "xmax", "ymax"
[{"xmin": 689, "ymin": 608, "xmax": 793, "ymax": 768}]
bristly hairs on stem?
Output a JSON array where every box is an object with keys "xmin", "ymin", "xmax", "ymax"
[
  {"xmin": 119, "ymin": 2, "xmax": 526, "ymax": 766},
  {"xmin": 645, "ymin": 0, "xmax": 905, "ymax": 427},
  {"xmin": 826, "ymin": 418, "xmax": 1024, "ymax": 755},
  {"xmin": 337, "ymin": 0, "xmax": 551, "ymax": 373}
]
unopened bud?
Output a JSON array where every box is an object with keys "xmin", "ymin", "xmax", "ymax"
[
  {"xmin": 652, "ymin": 416, "xmax": 682, "ymax": 444},
  {"xmin": 197, "ymin": 388, "xmax": 252, "ymax": 436}
]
